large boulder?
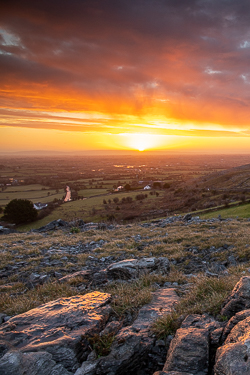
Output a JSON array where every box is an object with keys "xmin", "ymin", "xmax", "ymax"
[
  {"xmin": 220, "ymin": 276, "xmax": 250, "ymax": 318},
  {"xmin": 107, "ymin": 257, "xmax": 170, "ymax": 280},
  {"xmin": 0, "ymin": 292, "xmax": 111, "ymax": 372},
  {"xmin": 214, "ymin": 315, "xmax": 250, "ymax": 375}
]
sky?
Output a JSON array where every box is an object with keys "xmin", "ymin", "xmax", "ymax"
[{"xmin": 1, "ymin": 0, "xmax": 250, "ymax": 153}]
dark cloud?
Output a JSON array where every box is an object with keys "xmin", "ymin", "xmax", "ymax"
[{"xmin": 1, "ymin": 0, "xmax": 250, "ymax": 131}]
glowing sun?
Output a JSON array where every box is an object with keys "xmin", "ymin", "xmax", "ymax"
[{"xmin": 121, "ymin": 133, "xmax": 165, "ymax": 151}]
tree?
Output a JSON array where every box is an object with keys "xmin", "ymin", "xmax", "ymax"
[
  {"xmin": 3, "ymin": 199, "xmax": 38, "ymax": 225},
  {"xmin": 124, "ymin": 184, "xmax": 131, "ymax": 191},
  {"xmin": 153, "ymin": 182, "xmax": 161, "ymax": 189},
  {"xmin": 163, "ymin": 183, "xmax": 170, "ymax": 189}
]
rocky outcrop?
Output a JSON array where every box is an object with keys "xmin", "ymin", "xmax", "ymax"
[
  {"xmin": 213, "ymin": 277, "xmax": 250, "ymax": 375},
  {"xmin": 160, "ymin": 315, "xmax": 216, "ymax": 375},
  {"xmin": 0, "ymin": 292, "xmax": 112, "ymax": 373},
  {"xmin": 0, "ymin": 288, "xmax": 179, "ymax": 375},
  {"xmin": 155, "ymin": 314, "xmax": 225, "ymax": 375},
  {"xmin": 107, "ymin": 257, "xmax": 170, "ymax": 280},
  {"xmin": 2, "ymin": 271, "xmax": 250, "ymax": 375},
  {"xmin": 35, "ymin": 220, "xmax": 115, "ymax": 233},
  {"xmin": 214, "ymin": 315, "xmax": 250, "ymax": 374},
  {"xmin": 220, "ymin": 276, "xmax": 250, "ymax": 318},
  {"xmin": 75, "ymin": 288, "xmax": 179, "ymax": 375},
  {"xmin": 0, "ymin": 225, "xmax": 17, "ymax": 235},
  {"xmin": 37, "ymin": 219, "xmax": 69, "ymax": 232},
  {"xmin": 57, "ymin": 257, "xmax": 170, "ymax": 288},
  {"xmin": 221, "ymin": 309, "xmax": 250, "ymax": 342}
]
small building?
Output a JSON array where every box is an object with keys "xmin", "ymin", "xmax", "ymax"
[
  {"xmin": 34, "ymin": 202, "xmax": 48, "ymax": 210},
  {"xmin": 144, "ymin": 185, "xmax": 151, "ymax": 190},
  {"xmin": 114, "ymin": 186, "xmax": 124, "ymax": 192}
]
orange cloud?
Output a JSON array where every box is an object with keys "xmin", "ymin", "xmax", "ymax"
[{"xmin": 1, "ymin": 1, "xmax": 250, "ymax": 152}]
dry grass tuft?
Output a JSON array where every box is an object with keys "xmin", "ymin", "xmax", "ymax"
[
  {"xmin": 104, "ymin": 278, "xmax": 154, "ymax": 317},
  {"xmin": 0, "ymin": 282, "xmax": 77, "ymax": 316},
  {"xmin": 152, "ymin": 274, "xmax": 240, "ymax": 338}
]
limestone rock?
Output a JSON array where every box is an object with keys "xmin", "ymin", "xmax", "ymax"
[
  {"xmin": 0, "ymin": 292, "xmax": 112, "ymax": 372},
  {"xmin": 163, "ymin": 327, "xmax": 209, "ymax": 375},
  {"xmin": 0, "ymin": 350, "xmax": 72, "ymax": 375},
  {"xmin": 107, "ymin": 257, "xmax": 170, "ymax": 280},
  {"xmin": 214, "ymin": 342, "xmax": 250, "ymax": 375},
  {"xmin": 37, "ymin": 219, "xmax": 69, "ymax": 232},
  {"xmin": 76, "ymin": 288, "xmax": 179, "ymax": 375},
  {"xmin": 58, "ymin": 270, "xmax": 92, "ymax": 283},
  {"xmin": 181, "ymin": 313, "xmax": 221, "ymax": 331},
  {"xmin": 221, "ymin": 276, "xmax": 250, "ymax": 318},
  {"xmin": 214, "ymin": 315, "xmax": 250, "ymax": 375},
  {"xmin": 181, "ymin": 314, "xmax": 223, "ymax": 347},
  {"xmin": 222, "ymin": 309, "xmax": 250, "ymax": 342}
]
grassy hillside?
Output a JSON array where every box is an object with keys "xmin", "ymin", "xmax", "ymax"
[
  {"xmin": 1, "ymin": 217, "xmax": 248, "ymax": 328},
  {"xmin": 198, "ymin": 163, "xmax": 250, "ymax": 190},
  {"xmin": 201, "ymin": 201, "xmax": 250, "ymax": 219}
]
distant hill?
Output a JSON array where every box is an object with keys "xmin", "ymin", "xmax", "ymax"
[{"xmin": 198, "ymin": 163, "xmax": 250, "ymax": 190}]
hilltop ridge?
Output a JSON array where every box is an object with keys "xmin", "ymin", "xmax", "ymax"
[{"xmin": 1, "ymin": 214, "xmax": 250, "ymax": 374}]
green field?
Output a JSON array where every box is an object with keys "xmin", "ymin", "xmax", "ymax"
[
  {"xmin": 18, "ymin": 189, "xmax": 162, "ymax": 231},
  {"xmin": 0, "ymin": 185, "xmax": 64, "ymax": 206},
  {"xmin": 3, "ymin": 184, "xmax": 49, "ymax": 192},
  {"xmin": 78, "ymin": 189, "xmax": 109, "ymax": 197},
  {"xmin": 201, "ymin": 202, "xmax": 250, "ymax": 219}
]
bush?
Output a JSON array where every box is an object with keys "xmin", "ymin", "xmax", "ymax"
[
  {"xmin": 3, "ymin": 199, "xmax": 38, "ymax": 225},
  {"xmin": 136, "ymin": 194, "xmax": 147, "ymax": 201},
  {"xmin": 153, "ymin": 182, "xmax": 161, "ymax": 189},
  {"xmin": 70, "ymin": 227, "xmax": 80, "ymax": 234}
]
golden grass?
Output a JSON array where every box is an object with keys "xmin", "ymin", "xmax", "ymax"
[
  {"xmin": 103, "ymin": 278, "xmax": 154, "ymax": 317},
  {"xmin": 152, "ymin": 274, "xmax": 240, "ymax": 338},
  {"xmin": 0, "ymin": 282, "xmax": 77, "ymax": 316}
]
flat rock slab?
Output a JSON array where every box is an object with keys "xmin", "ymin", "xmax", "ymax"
[
  {"xmin": 133, "ymin": 288, "xmax": 180, "ymax": 331},
  {"xmin": 58, "ymin": 270, "xmax": 92, "ymax": 283},
  {"xmin": 0, "ymin": 292, "xmax": 112, "ymax": 372},
  {"xmin": 76, "ymin": 288, "xmax": 179, "ymax": 375},
  {"xmin": 107, "ymin": 257, "xmax": 170, "ymax": 280}
]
